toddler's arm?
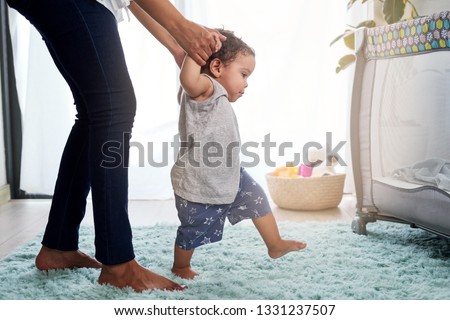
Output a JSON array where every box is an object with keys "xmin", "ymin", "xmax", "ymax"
[{"xmin": 179, "ymin": 56, "xmax": 213, "ymax": 101}]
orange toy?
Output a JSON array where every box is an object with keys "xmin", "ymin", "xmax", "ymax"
[{"xmin": 272, "ymin": 166, "xmax": 299, "ymax": 178}]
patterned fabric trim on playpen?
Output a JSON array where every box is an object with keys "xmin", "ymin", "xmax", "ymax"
[{"xmin": 365, "ymin": 11, "xmax": 450, "ymax": 60}]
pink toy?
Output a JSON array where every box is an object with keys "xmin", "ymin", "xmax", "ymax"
[{"xmin": 299, "ymin": 164, "xmax": 313, "ymax": 177}]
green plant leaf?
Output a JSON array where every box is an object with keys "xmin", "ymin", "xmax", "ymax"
[
  {"xmin": 329, "ymin": 29, "xmax": 353, "ymax": 47},
  {"xmin": 343, "ymin": 33, "xmax": 355, "ymax": 50},
  {"xmin": 383, "ymin": 0, "xmax": 406, "ymax": 24},
  {"xmin": 330, "ymin": 20, "xmax": 375, "ymax": 48},
  {"xmin": 330, "ymin": 30, "xmax": 354, "ymax": 50},
  {"xmin": 356, "ymin": 20, "xmax": 377, "ymax": 28},
  {"xmin": 336, "ymin": 54, "xmax": 356, "ymax": 73},
  {"xmin": 330, "ymin": 32, "xmax": 347, "ymax": 47},
  {"xmin": 347, "ymin": 0, "xmax": 369, "ymax": 10}
]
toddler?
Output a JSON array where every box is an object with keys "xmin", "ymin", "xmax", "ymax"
[{"xmin": 171, "ymin": 29, "xmax": 307, "ymax": 279}]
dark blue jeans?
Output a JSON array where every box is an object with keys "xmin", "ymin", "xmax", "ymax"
[{"xmin": 7, "ymin": 0, "xmax": 137, "ymax": 265}]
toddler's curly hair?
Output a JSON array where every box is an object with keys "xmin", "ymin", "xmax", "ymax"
[{"xmin": 201, "ymin": 29, "xmax": 255, "ymax": 74}]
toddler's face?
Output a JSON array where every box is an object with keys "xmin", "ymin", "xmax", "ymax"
[{"xmin": 218, "ymin": 53, "xmax": 256, "ymax": 102}]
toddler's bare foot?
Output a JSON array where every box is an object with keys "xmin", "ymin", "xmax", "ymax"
[
  {"xmin": 172, "ymin": 266, "xmax": 199, "ymax": 280},
  {"xmin": 268, "ymin": 240, "xmax": 307, "ymax": 259},
  {"xmin": 35, "ymin": 246, "xmax": 101, "ymax": 270},
  {"xmin": 98, "ymin": 259, "xmax": 185, "ymax": 292}
]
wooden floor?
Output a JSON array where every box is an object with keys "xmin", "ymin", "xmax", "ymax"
[{"xmin": 0, "ymin": 195, "xmax": 356, "ymax": 260}]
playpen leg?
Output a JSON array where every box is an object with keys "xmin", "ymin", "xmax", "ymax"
[
  {"xmin": 351, "ymin": 210, "xmax": 378, "ymax": 235},
  {"xmin": 351, "ymin": 216, "xmax": 368, "ymax": 235}
]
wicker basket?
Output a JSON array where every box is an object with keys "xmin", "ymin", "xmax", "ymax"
[{"xmin": 265, "ymin": 173, "xmax": 346, "ymax": 211}]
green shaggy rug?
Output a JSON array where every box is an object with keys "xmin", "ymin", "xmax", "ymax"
[{"xmin": 0, "ymin": 220, "xmax": 449, "ymax": 300}]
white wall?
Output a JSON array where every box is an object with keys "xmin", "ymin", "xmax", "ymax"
[{"xmin": 414, "ymin": 0, "xmax": 449, "ymax": 16}]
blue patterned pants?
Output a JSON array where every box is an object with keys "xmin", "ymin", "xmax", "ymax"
[{"xmin": 175, "ymin": 168, "xmax": 272, "ymax": 250}]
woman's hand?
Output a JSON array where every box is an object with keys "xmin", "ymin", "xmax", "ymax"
[
  {"xmin": 133, "ymin": 0, "xmax": 226, "ymax": 65},
  {"xmin": 175, "ymin": 21, "xmax": 226, "ymax": 65}
]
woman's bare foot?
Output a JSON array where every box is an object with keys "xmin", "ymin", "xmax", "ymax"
[
  {"xmin": 98, "ymin": 259, "xmax": 186, "ymax": 292},
  {"xmin": 171, "ymin": 266, "xmax": 199, "ymax": 280},
  {"xmin": 268, "ymin": 240, "xmax": 307, "ymax": 259},
  {"xmin": 35, "ymin": 246, "xmax": 101, "ymax": 270}
]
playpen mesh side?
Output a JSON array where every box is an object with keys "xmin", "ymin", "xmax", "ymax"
[
  {"xmin": 370, "ymin": 52, "xmax": 450, "ymax": 184},
  {"xmin": 354, "ymin": 11, "xmax": 450, "ymax": 211}
]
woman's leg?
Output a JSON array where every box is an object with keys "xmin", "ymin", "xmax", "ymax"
[
  {"xmin": 34, "ymin": 41, "xmax": 101, "ymax": 270},
  {"xmin": 7, "ymin": 0, "xmax": 183, "ymax": 291},
  {"xmin": 17, "ymin": 0, "xmax": 135, "ymax": 265}
]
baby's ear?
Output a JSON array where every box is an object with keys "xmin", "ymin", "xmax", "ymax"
[{"xmin": 209, "ymin": 58, "xmax": 223, "ymax": 77}]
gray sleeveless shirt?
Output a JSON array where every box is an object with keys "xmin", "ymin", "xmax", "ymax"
[{"xmin": 171, "ymin": 76, "xmax": 241, "ymax": 204}]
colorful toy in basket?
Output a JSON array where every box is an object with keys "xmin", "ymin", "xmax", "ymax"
[
  {"xmin": 271, "ymin": 164, "xmax": 314, "ymax": 178},
  {"xmin": 272, "ymin": 148, "xmax": 339, "ymax": 178},
  {"xmin": 272, "ymin": 166, "xmax": 300, "ymax": 178}
]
